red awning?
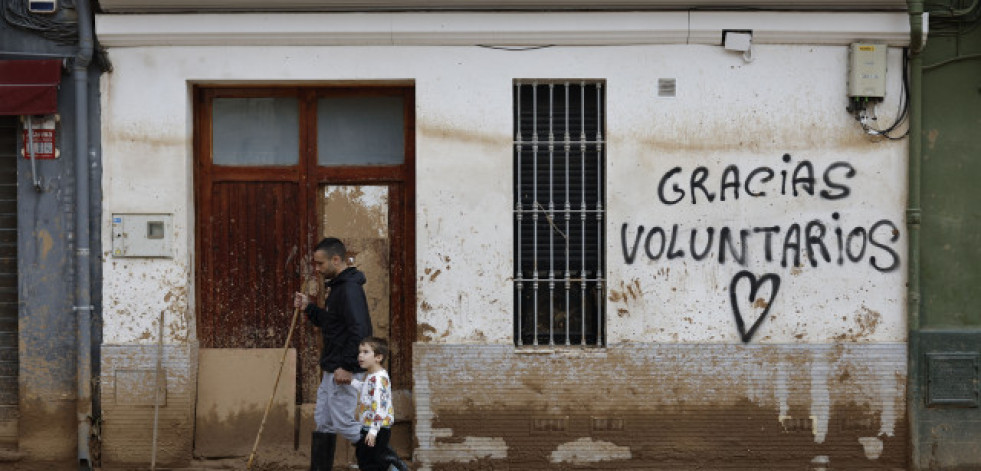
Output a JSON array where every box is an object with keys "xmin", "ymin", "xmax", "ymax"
[{"xmin": 0, "ymin": 59, "xmax": 63, "ymax": 116}]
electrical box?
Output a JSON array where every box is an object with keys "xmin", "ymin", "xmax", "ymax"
[
  {"xmin": 112, "ymin": 214, "xmax": 173, "ymax": 258},
  {"xmin": 28, "ymin": 0, "xmax": 58, "ymax": 13},
  {"xmin": 847, "ymin": 43, "xmax": 888, "ymax": 99}
]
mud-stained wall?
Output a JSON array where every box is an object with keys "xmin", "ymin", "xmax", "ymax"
[
  {"xmin": 406, "ymin": 33, "xmax": 908, "ymax": 471},
  {"xmin": 415, "ymin": 344, "xmax": 907, "ymax": 470},
  {"xmin": 12, "ymin": 52, "xmax": 104, "ymax": 462},
  {"xmin": 99, "ymin": 76, "xmax": 194, "ymax": 347},
  {"xmin": 98, "ymin": 46, "xmax": 197, "ymax": 465},
  {"xmin": 95, "ymin": 10, "xmax": 911, "ymax": 469},
  {"xmin": 412, "ymin": 45, "xmax": 907, "ymax": 346},
  {"xmin": 611, "ymin": 145, "xmax": 905, "ymax": 344},
  {"xmin": 18, "ymin": 160, "xmax": 77, "ymax": 462},
  {"xmin": 99, "ymin": 259, "xmax": 191, "ymax": 465},
  {"xmin": 102, "ymin": 261, "xmax": 192, "ymax": 345},
  {"xmin": 100, "ymin": 345, "xmax": 196, "ymax": 467}
]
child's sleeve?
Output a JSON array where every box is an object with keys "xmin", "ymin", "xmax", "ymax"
[{"xmin": 366, "ymin": 376, "xmax": 387, "ymax": 436}]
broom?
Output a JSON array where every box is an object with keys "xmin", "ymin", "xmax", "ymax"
[{"xmin": 246, "ymin": 295, "xmax": 304, "ymax": 469}]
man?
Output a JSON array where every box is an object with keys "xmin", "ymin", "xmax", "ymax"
[{"xmin": 294, "ymin": 237, "xmax": 373, "ymax": 471}]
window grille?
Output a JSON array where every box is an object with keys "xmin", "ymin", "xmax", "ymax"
[{"xmin": 514, "ymin": 81, "xmax": 605, "ymax": 346}]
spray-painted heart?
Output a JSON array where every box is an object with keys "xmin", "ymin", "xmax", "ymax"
[{"xmin": 730, "ymin": 270, "xmax": 781, "ymax": 343}]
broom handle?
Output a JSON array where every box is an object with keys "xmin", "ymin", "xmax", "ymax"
[
  {"xmin": 246, "ymin": 303, "xmax": 302, "ymax": 470},
  {"xmin": 150, "ymin": 310, "xmax": 164, "ymax": 470}
]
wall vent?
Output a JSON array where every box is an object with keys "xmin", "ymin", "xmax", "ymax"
[{"xmin": 658, "ymin": 78, "xmax": 676, "ymax": 98}]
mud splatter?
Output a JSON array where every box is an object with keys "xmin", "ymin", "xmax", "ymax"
[{"xmin": 418, "ymin": 323, "xmax": 438, "ymax": 342}]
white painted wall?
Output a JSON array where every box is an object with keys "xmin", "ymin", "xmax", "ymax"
[
  {"xmin": 607, "ymin": 46, "xmax": 907, "ymax": 344},
  {"xmin": 98, "ymin": 16, "xmax": 907, "ymax": 347}
]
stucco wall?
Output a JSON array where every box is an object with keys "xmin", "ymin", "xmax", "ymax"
[
  {"xmin": 414, "ymin": 343, "xmax": 906, "ymax": 469},
  {"xmin": 97, "ymin": 15, "xmax": 908, "ymax": 467},
  {"xmin": 99, "ymin": 43, "xmax": 906, "ymax": 343}
]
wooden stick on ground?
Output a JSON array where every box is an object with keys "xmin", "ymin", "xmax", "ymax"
[{"xmin": 150, "ymin": 310, "xmax": 164, "ymax": 470}]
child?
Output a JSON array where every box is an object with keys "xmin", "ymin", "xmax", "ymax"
[{"xmin": 351, "ymin": 337, "xmax": 409, "ymax": 471}]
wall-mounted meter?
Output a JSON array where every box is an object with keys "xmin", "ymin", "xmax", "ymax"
[
  {"xmin": 112, "ymin": 214, "xmax": 173, "ymax": 258},
  {"xmin": 28, "ymin": 0, "xmax": 58, "ymax": 13},
  {"xmin": 847, "ymin": 43, "xmax": 887, "ymax": 99}
]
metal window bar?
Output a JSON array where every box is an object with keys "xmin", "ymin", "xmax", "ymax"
[
  {"xmin": 595, "ymin": 83, "xmax": 605, "ymax": 342},
  {"xmin": 514, "ymin": 80, "xmax": 605, "ymax": 347},
  {"xmin": 532, "ymin": 82, "xmax": 539, "ymax": 345},
  {"xmin": 547, "ymin": 83, "xmax": 555, "ymax": 346},
  {"xmin": 563, "ymin": 82, "xmax": 571, "ymax": 346},
  {"xmin": 515, "ymin": 82, "xmax": 523, "ymax": 345},
  {"xmin": 579, "ymin": 82, "xmax": 587, "ymax": 346}
]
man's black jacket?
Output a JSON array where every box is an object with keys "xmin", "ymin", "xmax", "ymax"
[{"xmin": 305, "ymin": 267, "xmax": 373, "ymax": 374}]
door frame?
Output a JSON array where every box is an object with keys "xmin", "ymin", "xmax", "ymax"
[{"xmin": 193, "ymin": 83, "xmax": 416, "ymax": 390}]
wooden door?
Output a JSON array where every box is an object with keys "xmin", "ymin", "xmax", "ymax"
[{"xmin": 194, "ymin": 86, "xmax": 415, "ymax": 406}]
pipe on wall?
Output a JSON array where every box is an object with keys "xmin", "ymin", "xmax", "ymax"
[
  {"xmin": 74, "ymin": 0, "xmax": 94, "ymax": 467},
  {"xmin": 907, "ymin": 0, "xmax": 923, "ymax": 331},
  {"xmin": 905, "ymin": 0, "xmax": 923, "ymax": 469}
]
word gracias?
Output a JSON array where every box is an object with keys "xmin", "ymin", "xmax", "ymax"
[{"xmin": 658, "ymin": 153, "xmax": 856, "ymax": 205}]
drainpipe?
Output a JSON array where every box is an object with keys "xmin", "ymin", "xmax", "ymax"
[
  {"xmin": 906, "ymin": 1, "xmax": 924, "ymax": 469},
  {"xmin": 907, "ymin": 0, "xmax": 923, "ymax": 331},
  {"xmin": 74, "ymin": 0, "xmax": 94, "ymax": 467}
]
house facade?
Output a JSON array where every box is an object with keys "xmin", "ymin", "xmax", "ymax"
[
  {"xmin": 4, "ymin": 0, "xmax": 980, "ymax": 470},
  {"xmin": 93, "ymin": 5, "xmax": 917, "ymax": 469}
]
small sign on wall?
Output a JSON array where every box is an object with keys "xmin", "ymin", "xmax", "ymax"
[{"xmin": 20, "ymin": 115, "xmax": 58, "ymax": 160}]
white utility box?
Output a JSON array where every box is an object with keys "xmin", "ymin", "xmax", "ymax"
[
  {"xmin": 111, "ymin": 214, "xmax": 173, "ymax": 258},
  {"xmin": 847, "ymin": 43, "xmax": 888, "ymax": 99}
]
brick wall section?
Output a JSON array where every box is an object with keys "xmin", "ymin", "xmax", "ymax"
[
  {"xmin": 100, "ymin": 344, "xmax": 196, "ymax": 467},
  {"xmin": 413, "ymin": 343, "xmax": 907, "ymax": 471}
]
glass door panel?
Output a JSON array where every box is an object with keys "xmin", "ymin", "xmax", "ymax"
[
  {"xmin": 317, "ymin": 96, "xmax": 404, "ymax": 166},
  {"xmin": 318, "ymin": 185, "xmax": 391, "ymax": 341},
  {"xmin": 212, "ymin": 97, "xmax": 299, "ymax": 166}
]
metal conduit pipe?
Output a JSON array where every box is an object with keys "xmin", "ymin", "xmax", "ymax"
[
  {"xmin": 73, "ymin": 0, "xmax": 94, "ymax": 467},
  {"xmin": 905, "ymin": 1, "xmax": 924, "ymax": 468},
  {"xmin": 907, "ymin": 0, "xmax": 923, "ymax": 331}
]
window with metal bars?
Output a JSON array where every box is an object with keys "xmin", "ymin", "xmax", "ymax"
[{"xmin": 514, "ymin": 80, "xmax": 605, "ymax": 347}]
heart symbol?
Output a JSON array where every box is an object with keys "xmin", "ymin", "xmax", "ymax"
[{"xmin": 730, "ymin": 270, "xmax": 781, "ymax": 343}]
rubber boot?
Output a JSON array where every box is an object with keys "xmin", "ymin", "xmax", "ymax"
[
  {"xmin": 384, "ymin": 446, "xmax": 409, "ymax": 471},
  {"xmin": 311, "ymin": 431, "xmax": 336, "ymax": 471}
]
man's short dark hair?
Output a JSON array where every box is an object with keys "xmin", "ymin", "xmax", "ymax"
[
  {"xmin": 315, "ymin": 237, "xmax": 346, "ymax": 259},
  {"xmin": 360, "ymin": 336, "xmax": 389, "ymax": 363}
]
